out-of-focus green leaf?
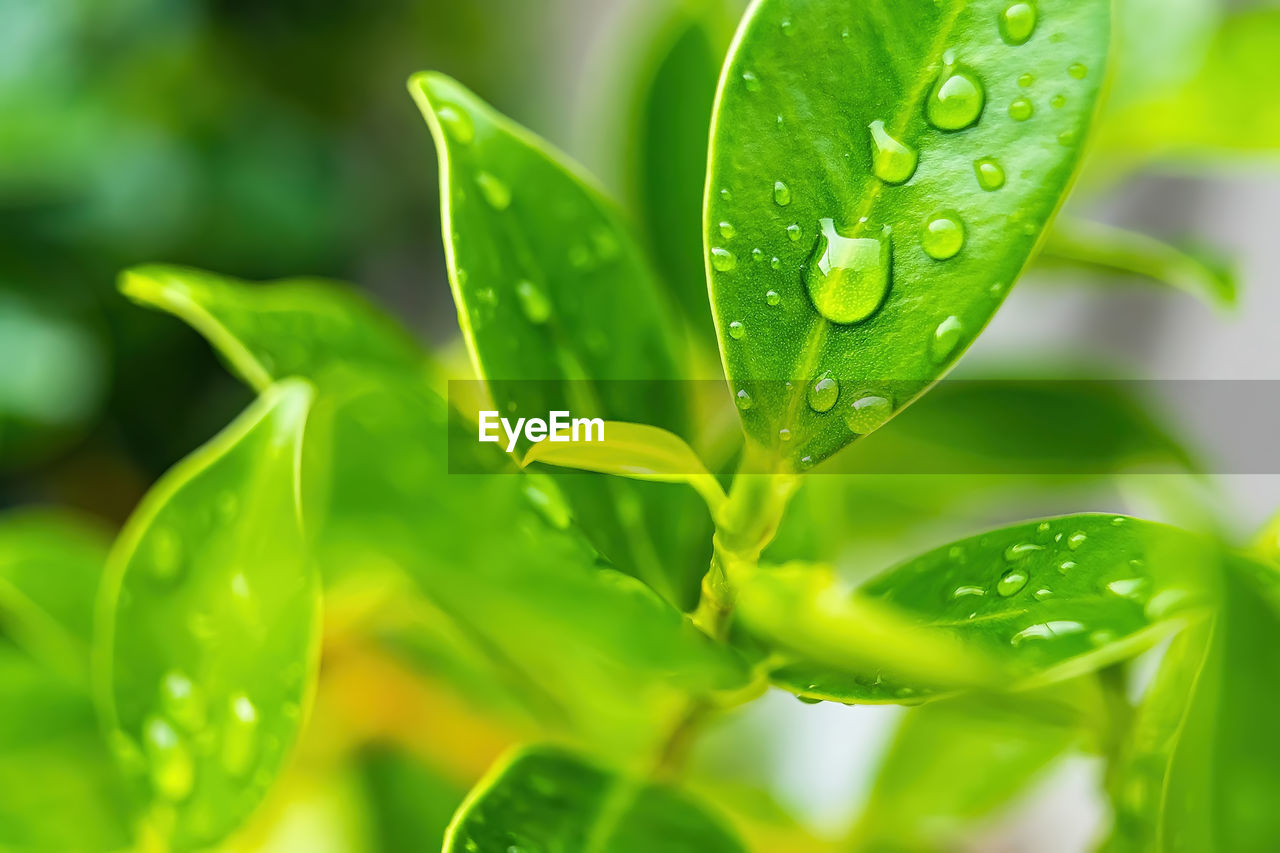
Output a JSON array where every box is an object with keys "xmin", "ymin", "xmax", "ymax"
[
  {"xmin": 95, "ymin": 381, "xmax": 321, "ymax": 851},
  {"xmin": 0, "ymin": 508, "xmax": 110, "ymax": 684},
  {"xmin": 1104, "ymin": 556, "xmax": 1280, "ymax": 851},
  {"xmin": 1039, "ymin": 219, "xmax": 1237, "ymax": 309},
  {"xmin": 445, "ymin": 746, "xmax": 746, "ymax": 853},
  {"xmin": 1098, "ymin": 9, "xmax": 1280, "ymax": 162},
  {"xmin": 705, "ymin": 0, "xmax": 1109, "ymax": 469},
  {"xmin": 523, "ymin": 421, "xmax": 726, "ymax": 513},
  {"xmin": 0, "ymin": 643, "xmax": 133, "ymax": 852},
  {"xmin": 853, "ymin": 691, "xmax": 1081, "ymax": 850},
  {"xmin": 361, "ymin": 747, "xmax": 466, "ymax": 853},
  {"xmin": 757, "ymin": 516, "xmax": 1216, "ymax": 704},
  {"xmin": 120, "ymin": 266, "xmax": 428, "ymax": 393}
]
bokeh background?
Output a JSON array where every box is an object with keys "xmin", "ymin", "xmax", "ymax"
[{"xmin": 2, "ymin": 0, "xmax": 1277, "ymax": 849}]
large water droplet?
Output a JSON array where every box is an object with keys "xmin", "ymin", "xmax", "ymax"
[
  {"xmin": 1067, "ymin": 531, "xmax": 1087, "ymax": 550},
  {"xmin": 160, "ymin": 671, "xmax": 206, "ymax": 733},
  {"xmin": 926, "ymin": 65, "xmax": 985, "ymax": 131},
  {"xmin": 787, "ymin": 224, "xmax": 803, "ymax": 242},
  {"xmin": 999, "ymin": 3, "xmax": 1038, "ymax": 45},
  {"xmin": 144, "ymin": 716, "xmax": 195, "ymax": 802},
  {"xmin": 476, "ymin": 172, "xmax": 511, "ymax": 211},
  {"xmin": 711, "ymin": 247, "xmax": 737, "ymax": 272},
  {"xmin": 868, "ymin": 120, "xmax": 918, "ymax": 185},
  {"xmin": 765, "ymin": 289, "xmax": 781, "ymax": 307},
  {"xmin": 222, "ymin": 693, "xmax": 260, "ymax": 778},
  {"xmin": 728, "ymin": 321, "xmax": 746, "ymax": 340},
  {"xmin": 953, "ymin": 585, "xmax": 986, "ymax": 599},
  {"xmin": 719, "ymin": 221, "xmax": 737, "ymax": 240},
  {"xmin": 844, "ymin": 393, "xmax": 892, "ymax": 435},
  {"xmin": 1004, "ymin": 542, "xmax": 1044, "ymax": 561},
  {"xmin": 921, "ymin": 211, "xmax": 965, "ymax": 261},
  {"xmin": 997, "ymin": 569, "xmax": 1029, "ymax": 597},
  {"xmin": 930, "ymin": 316, "xmax": 964, "ymax": 362},
  {"xmin": 1107, "ymin": 578, "xmax": 1149, "ymax": 598},
  {"xmin": 1012, "ymin": 620, "xmax": 1085, "ymax": 646},
  {"xmin": 974, "ymin": 157, "xmax": 1006, "ymax": 191},
  {"xmin": 515, "ymin": 280, "xmax": 551, "ymax": 324},
  {"xmin": 735, "ymin": 389, "xmax": 753, "ymax": 411},
  {"xmin": 805, "ymin": 218, "xmax": 892, "ymax": 325},
  {"xmin": 1069, "ymin": 62, "xmax": 1088, "ymax": 80},
  {"xmin": 1009, "ymin": 98, "xmax": 1034, "ymax": 121},
  {"xmin": 774, "ymin": 181, "xmax": 792, "ymax": 206},
  {"xmin": 436, "ymin": 106, "xmax": 474, "ymax": 145},
  {"xmin": 808, "ymin": 371, "xmax": 840, "ymax": 413}
]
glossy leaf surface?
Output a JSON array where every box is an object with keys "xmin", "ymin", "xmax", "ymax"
[
  {"xmin": 96, "ymin": 381, "xmax": 320, "ymax": 851},
  {"xmin": 446, "ymin": 746, "xmax": 745, "ymax": 853},
  {"xmin": 705, "ymin": 0, "xmax": 1109, "ymax": 468},
  {"xmin": 761, "ymin": 515, "xmax": 1215, "ymax": 704}
]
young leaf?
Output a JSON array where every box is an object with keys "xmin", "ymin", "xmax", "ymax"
[
  {"xmin": 705, "ymin": 0, "xmax": 1109, "ymax": 469},
  {"xmin": 523, "ymin": 421, "xmax": 727, "ymax": 513},
  {"xmin": 95, "ymin": 381, "xmax": 320, "ymax": 851},
  {"xmin": 446, "ymin": 746, "xmax": 746, "ymax": 853},
  {"xmin": 754, "ymin": 515, "xmax": 1216, "ymax": 704}
]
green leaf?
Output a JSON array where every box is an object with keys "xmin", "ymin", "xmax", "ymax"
[
  {"xmin": 705, "ymin": 0, "xmax": 1110, "ymax": 469},
  {"xmin": 754, "ymin": 515, "xmax": 1216, "ymax": 704},
  {"xmin": 361, "ymin": 747, "xmax": 466, "ymax": 853},
  {"xmin": 120, "ymin": 265, "xmax": 427, "ymax": 392},
  {"xmin": 445, "ymin": 746, "xmax": 746, "ymax": 853},
  {"xmin": 95, "ymin": 381, "xmax": 320, "ymax": 851},
  {"xmin": 854, "ymin": 691, "xmax": 1080, "ymax": 850},
  {"xmin": 1104, "ymin": 556, "xmax": 1280, "ymax": 851},
  {"xmin": 1039, "ymin": 219, "xmax": 1237, "ymax": 309},
  {"xmin": 0, "ymin": 508, "xmax": 111, "ymax": 684},
  {"xmin": 523, "ymin": 421, "xmax": 727, "ymax": 513}
]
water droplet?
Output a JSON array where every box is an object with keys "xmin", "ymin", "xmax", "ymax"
[
  {"xmin": 844, "ymin": 393, "xmax": 893, "ymax": 435},
  {"xmin": 1004, "ymin": 542, "xmax": 1043, "ymax": 561},
  {"xmin": 868, "ymin": 119, "xmax": 918, "ymax": 185},
  {"xmin": 926, "ymin": 64, "xmax": 985, "ymax": 131},
  {"xmin": 222, "ymin": 693, "xmax": 260, "ymax": 778},
  {"xmin": 752, "ymin": 248, "xmax": 764, "ymax": 263},
  {"xmin": 1009, "ymin": 98, "xmax": 1034, "ymax": 121},
  {"xmin": 999, "ymin": 3, "xmax": 1038, "ymax": 45},
  {"xmin": 799, "ymin": 455, "xmax": 815, "ymax": 470},
  {"xmin": 974, "ymin": 157, "xmax": 1006, "ymax": 191},
  {"xmin": 1033, "ymin": 587, "xmax": 1054, "ymax": 601},
  {"xmin": 436, "ymin": 106, "xmax": 474, "ymax": 145},
  {"xmin": 711, "ymin": 247, "xmax": 737, "ymax": 272},
  {"xmin": 1051, "ymin": 94, "xmax": 1067, "ymax": 109},
  {"xmin": 476, "ymin": 172, "xmax": 511, "ymax": 211},
  {"xmin": 1058, "ymin": 129, "xmax": 1078, "ymax": 146},
  {"xmin": 144, "ymin": 716, "xmax": 194, "ymax": 802},
  {"xmin": 787, "ymin": 224, "xmax": 803, "ymax": 242},
  {"xmin": 1112, "ymin": 516, "xmax": 1128, "ymax": 526},
  {"xmin": 997, "ymin": 569, "xmax": 1029, "ymax": 597},
  {"xmin": 1068, "ymin": 531, "xmax": 1087, "ymax": 550},
  {"xmin": 930, "ymin": 316, "xmax": 964, "ymax": 362},
  {"xmin": 774, "ymin": 181, "xmax": 792, "ymax": 206},
  {"xmin": 1059, "ymin": 560, "xmax": 1077, "ymax": 572},
  {"xmin": 780, "ymin": 18, "xmax": 793, "ymax": 35},
  {"xmin": 1018, "ymin": 72, "xmax": 1035, "ymax": 88},
  {"xmin": 720, "ymin": 188, "xmax": 733, "ymax": 202},
  {"xmin": 770, "ymin": 256, "xmax": 781, "ymax": 270},
  {"xmin": 515, "ymin": 280, "xmax": 551, "ymax": 324},
  {"xmin": 1146, "ymin": 589, "xmax": 1192, "ymax": 619},
  {"xmin": 743, "ymin": 70, "xmax": 761, "ymax": 92},
  {"xmin": 808, "ymin": 372, "xmax": 840, "ymax": 413},
  {"xmin": 735, "ymin": 389, "xmax": 753, "ymax": 411},
  {"xmin": 149, "ymin": 527, "xmax": 183, "ymax": 583},
  {"xmin": 1107, "ymin": 578, "xmax": 1149, "ymax": 598},
  {"xmin": 1068, "ymin": 62, "xmax": 1088, "ymax": 79},
  {"xmin": 765, "ymin": 289, "xmax": 781, "ymax": 307},
  {"xmin": 921, "ymin": 211, "xmax": 965, "ymax": 261},
  {"xmin": 805, "ymin": 218, "xmax": 892, "ymax": 324},
  {"xmin": 160, "ymin": 671, "xmax": 206, "ymax": 732},
  {"xmin": 1012, "ymin": 620, "xmax": 1085, "ymax": 645},
  {"xmin": 719, "ymin": 221, "xmax": 736, "ymax": 240},
  {"xmin": 953, "ymin": 585, "xmax": 986, "ymax": 599},
  {"xmin": 728, "ymin": 321, "xmax": 746, "ymax": 340}
]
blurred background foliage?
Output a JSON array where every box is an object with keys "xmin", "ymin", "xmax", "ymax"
[{"xmin": 2, "ymin": 0, "xmax": 1279, "ymax": 850}]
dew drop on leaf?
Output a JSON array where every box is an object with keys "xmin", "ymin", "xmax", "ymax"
[
  {"xmin": 774, "ymin": 181, "xmax": 792, "ymax": 206},
  {"xmin": 160, "ymin": 671, "xmax": 206, "ymax": 733},
  {"xmin": 868, "ymin": 119, "xmax": 918, "ymax": 185},
  {"xmin": 1011, "ymin": 620, "xmax": 1085, "ymax": 646},
  {"xmin": 787, "ymin": 224, "xmax": 803, "ymax": 242},
  {"xmin": 1107, "ymin": 578, "xmax": 1149, "ymax": 598},
  {"xmin": 719, "ymin": 221, "xmax": 737, "ymax": 240},
  {"xmin": 1059, "ymin": 560, "xmax": 1077, "ymax": 573},
  {"xmin": 770, "ymin": 256, "xmax": 782, "ymax": 270},
  {"xmin": 743, "ymin": 70, "xmax": 761, "ymax": 92},
  {"xmin": 1018, "ymin": 72, "xmax": 1035, "ymax": 88},
  {"xmin": 144, "ymin": 716, "xmax": 195, "ymax": 802},
  {"xmin": 475, "ymin": 172, "xmax": 512, "ymax": 211},
  {"xmin": 926, "ymin": 65, "xmax": 985, "ymax": 131},
  {"xmin": 1004, "ymin": 542, "xmax": 1044, "ymax": 561},
  {"xmin": 997, "ymin": 569, "xmax": 1029, "ymax": 597},
  {"xmin": 1009, "ymin": 98, "xmax": 1034, "ymax": 121},
  {"xmin": 711, "ymin": 247, "xmax": 737, "ymax": 272},
  {"xmin": 1068, "ymin": 531, "xmax": 1087, "ymax": 550},
  {"xmin": 435, "ymin": 105, "xmax": 474, "ymax": 145},
  {"xmin": 728, "ymin": 321, "xmax": 746, "ymax": 340},
  {"xmin": 515, "ymin": 280, "xmax": 552, "ymax": 324},
  {"xmin": 1069, "ymin": 62, "xmax": 1088, "ymax": 79},
  {"xmin": 843, "ymin": 393, "xmax": 892, "ymax": 435},
  {"xmin": 805, "ymin": 218, "xmax": 892, "ymax": 324},
  {"xmin": 752, "ymin": 248, "xmax": 764, "ymax": 263},
  {"xmin": 735, "ymin": 389, "xmax": 753, "ymax": 411},
  {"xmin": 953, "ymin": 585, "xmax": 986, "ymax": 599},
  {"xmin": 778, "ymin": 428, "xmax": 792, "ymax": 442},
  {"xmin": 765, "ymin": 289, "xmax": 781, "ymax": 307},
  {"xmin": 999, "ymin": 2, "xmax": 1038, "ymax": 46},
  {"xmin": 973, "ymin": 157, "xmax": 1006, "ymax": 191},
  {"xmin": 921, "ymin": 211, "xmax": 966, "ymax": 261},
  {"xmin": 1051, "ymin": 94, "xmax": 1067, "ymax": 109},
  {"xmin": 807, "ymin": 371, "xmax": 840, "ymax": 413},
  {"xmin": 1033, "ymin": 587, "xmax": 1054, "ymax": 601},
  {"xmin": 222, "ymin": 693, "xmax": 260, "ymax": 779},
  {"xmin": 930, "ymin": 315, "xmax": 964, "ymax": 362}
]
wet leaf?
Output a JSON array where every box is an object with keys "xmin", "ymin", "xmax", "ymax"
[
  {"xmin": 446, "ymin": 746, "xmax": 746, "ymax": 853},
  {"xmin": 705, "ymin": 0, "xmax": 1109, "ymax": 469},
  {"xmin": 95, "ymin": 381, "xmax": 320, "ymax": 851}
]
